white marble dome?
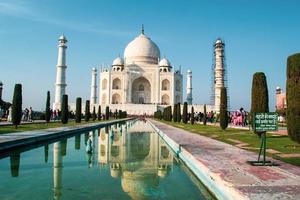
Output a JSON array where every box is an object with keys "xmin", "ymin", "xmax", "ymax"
[
  {"xmin": 124, "ymin": 33, "xmax": 160, "ymax": 64},
  {"xmin": 159, "ymin": 58, "xmax": 171, "ymax": 67},
  {"xmin": 112, "ymin": 57, "xmax": 124, "ymax": 66}
]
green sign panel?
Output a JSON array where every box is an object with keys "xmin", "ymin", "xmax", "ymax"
[{"xmin": 254, "ymin": 112, "xmax": 278, "ymax": 132}]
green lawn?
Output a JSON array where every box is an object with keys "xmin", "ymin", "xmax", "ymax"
[
  {"xmin": 159, "ymin": 120, "xmax": 300, "ymax": 167},
  {"xmin": 0, "ymin": 120, "xmax": 111, "ymax": 134}
]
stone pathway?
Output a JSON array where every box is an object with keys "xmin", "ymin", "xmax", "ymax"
[{"xmin": 151, "ymin": 120, "xmax": 300, "ymax": 200}]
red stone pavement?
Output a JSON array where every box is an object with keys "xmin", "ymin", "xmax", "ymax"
[{"xmin": 151, "ymin": 120, "xmax": 300, "ymax": 200}]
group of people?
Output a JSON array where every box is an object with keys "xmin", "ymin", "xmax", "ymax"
[
  {"xmin": 229, "ymin": 108, "xmax": 248, "ymax": 127},
  {"xmin": 22, "ymin": 107, "xmax": 33, "ymax": 122},
  {"xmin": 189, "ymin": 107, "xmax": 249, "ymax": 127},
  {"xmin": 193, "ymin": 111, "xmax": 216, "ymax": 123}
]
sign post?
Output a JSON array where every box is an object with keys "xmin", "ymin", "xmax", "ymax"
[{"xmin": 248, "ymin": 112, "xmax": 279, "ymax": 166}]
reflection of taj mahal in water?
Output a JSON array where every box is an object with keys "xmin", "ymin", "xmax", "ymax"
[
  {"xmin": 52, "ymin": 26, "xmax": 227, "ymax": 114},
  {"xmin": 52, "ymin": 120, "xmax": 173, "ymax": 200}
]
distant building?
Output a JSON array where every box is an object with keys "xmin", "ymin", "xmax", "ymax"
[{"xmin": 276, "ymin": 86, "xmax": 286, "ymax": 111}]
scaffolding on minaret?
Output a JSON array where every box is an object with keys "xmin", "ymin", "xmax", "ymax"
[{"xmin": 210, "ymin": 38, "xmax": 230, "ymax": 112}]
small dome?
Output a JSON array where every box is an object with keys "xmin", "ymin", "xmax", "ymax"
[
  {"xmin": 276, "ymin": 86, "xmax": 281, "ymax": 90},
  {"xmin": 159, "ymin": 58, "xmax": 171, "ymax": 67},
  {"xmin": 112, "ymin": 57, "xmax": 124, "ymax": 66},
  {"xmin": 124, "ymin": 33, "xmax": 160, "ymax": 64},
  {"xmin": 215, "ymin": 39, "xmax": 222, "ymax": 44},
  {"xmin": 59, "ymin": 35, "xmax": 67, "ymax": 41}
]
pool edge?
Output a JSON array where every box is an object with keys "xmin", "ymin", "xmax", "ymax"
[{"xmin": 148, "ymin": 119, "xmax": 248, "ymax": 200}]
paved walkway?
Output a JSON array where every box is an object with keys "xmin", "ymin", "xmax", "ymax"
[{"xmin": 151, "ymin": 120, "xmax": 300, "ymax": 200}]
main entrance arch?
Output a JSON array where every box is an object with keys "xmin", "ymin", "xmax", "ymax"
[{"xmin": 131, "ymin": 77, "xmax": 151, "ymax": 104}]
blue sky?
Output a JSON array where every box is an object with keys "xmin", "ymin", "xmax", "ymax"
[{"xmin": 0, "ymin": 0, "xmax": 299, "ymax": 111}]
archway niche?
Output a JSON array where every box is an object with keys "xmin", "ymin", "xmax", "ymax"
[
  {"xmin": 175, "ymin": 80, "xmax": 181, "ymax": 92},
  {"xmin": 112, "ymin": 93, "xmax": 121, "ymax": 104},
  {"xmin": 162, "ymin": 79, "xmax": 170, "ymax": 91},
  {"xmin": 161, "ymin": 94, "xmax": 170, "ymax": 105},
  {"xmin": 102, "ymin": 94, "xmax": 107, "ymax": 104},
  {"xmin": 112, "ymin": 78, "xmax": 121, "ymax": 90},
  {"xmin": 131, "ymin": 77, "xmax": 151, "ymax": 104}
]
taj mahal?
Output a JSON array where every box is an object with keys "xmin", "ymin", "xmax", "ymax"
[{"xmin": 53, "ymin": 27, "xmax": 226, "ymax": 115}]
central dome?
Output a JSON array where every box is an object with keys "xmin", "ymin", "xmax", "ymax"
[{"xmin": 124, "ymin": 33, "xmax": 160, "ymax": 64}]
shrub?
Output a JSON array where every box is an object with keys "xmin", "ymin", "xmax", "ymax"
[
  {"xmin": 250, "ymin": 72, "xmax": 269, "ymax": 136},
  {"xmin": 177, "ymin": 103, "xmax": 181, "ymax": 123},
  {"xmin": 163, "ymin": 106, "xmax": 172, "ymax": 121},
  {"xmin": 220, "ymin": 87, "xmax": 228, "ymax": 130},
  {"xmin": 45, "ymin": 91, "xmax": 51, "ymax": 123},
  {"xmin": 92, "ymin": 106, "xmax": 96, "ymax": 121},
  {"xmin": 85, "ymin": 100, "xmax": 90, "ymax": 122},
  {"xmin": 105, "ymin": 106, "xmax": 109, "ymax": 120},
  {"xmin": 173, "ymin": 104, "xmax": 177, "ymax": 122},
  {"xmin": 191, "ymin": 106, "xmax": 195, "ymax": 125},
  {"xmin": 75, "ymin": 97, "xmax": 82, "ymax": 123},
  {"xmin": 286, "ymin": 53, "xmax": 300, "ymax": 143},
  {"xmin": 11, "ymin": 84, "xmax": 22, "ymax": 128},
  {"xmin": 61, "ymin": 95, "xmax": 68, "ymax": 124},
  {"xmin": 203, "ymin": 104, "xmax": 207, "ymax": 125},
  {"xmin": 97, "ymin": 105, "xmax": 101, "ymax": 121},
  {"xmin": 182, "ymin": 102, "xmax": 188, "ymax": 124}
]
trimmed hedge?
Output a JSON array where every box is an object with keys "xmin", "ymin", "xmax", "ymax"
[
  {"xmin": 191, "ymin": 106, "xmax": 195, "ymax": 125},
  {"xmin": 61, "ymin": 94, "xmax": 68, "ymax": 124},
  {"xmin": 45, "ymin": 91, "xmax": 51, "ymax": 123},
  {"xmin": 12, "ymin": 84, "xmax": 22, "ymax": 128},
  {"xmin": 182, "ymin": 102, "xmax": 188, "ymax": 124},
  {"xmin": 203, "ymin": 104, "xmax": 207, "ymax": 125},
  {"xmin": 286, "ymin": 53, "xmax": 300, "ymax": 143},
  {"xmin": 85, "ymin": 100, "xmax": 90, "ymax": 122},
  {"xmin": 75, "ymin": 97, "xmax": 82, "ymax": 123},
  {"xmin": 220, "ymin": 87, "xmax": 228, "ymax": 130},
  {"xmin": 250, "ymin": 72, "xmax": 269, "ymax": 135},
  {"xmin": 173, "ymin": 104, "xmax": 177, "ymax": 122}
]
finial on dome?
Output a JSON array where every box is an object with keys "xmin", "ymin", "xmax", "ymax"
[{"xmin": 141, "ymin": 24, "xmax": 144, "ymax": 34}]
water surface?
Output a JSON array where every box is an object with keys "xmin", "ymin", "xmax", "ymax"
[{"xmin": 0, "ymin": 120, "xmax": 214, "ymax": 200}]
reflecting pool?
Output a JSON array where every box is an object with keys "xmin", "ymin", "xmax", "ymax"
[{"xmin": 0, "ymin": 120, "xmax": 214, "ymax": 200}]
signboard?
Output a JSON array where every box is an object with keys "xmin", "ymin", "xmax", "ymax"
[{"xmin": 253, "ymin": 112, "xmax": 278, "ymax": 132}]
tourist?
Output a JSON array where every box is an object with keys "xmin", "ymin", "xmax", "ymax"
[{"xmin": 28, "ymin": 107, "xmax": 33, "ymax": 122}]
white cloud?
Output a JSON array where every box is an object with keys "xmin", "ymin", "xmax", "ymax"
[{"xmin": 0, "ymin": 0, "xmax": 132, "ymax": 37}]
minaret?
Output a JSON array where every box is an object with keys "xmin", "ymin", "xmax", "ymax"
[
  {"xmin": 90, "ymin": 67, "xmax": 97, "ymax": 105},
  {"xmin": 54, "ymin": 35, "xmax": 68, "ymax": 110},
  {"xmin": 186, "ymin": 69, "xmax": 193, "ymax": 105},
  {"xmin": 214, "ymin": 39, "xmax": 225, "ymax": 113}
]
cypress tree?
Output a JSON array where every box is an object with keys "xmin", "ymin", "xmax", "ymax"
[
  {"xmin": 286, "ymin": 53, "xmax": 300, "ymax": 143},
  {"xmin": 191, "ymin": 106, "xmax": 195, "ymax": 125},
  {"xmin": 11, "ymin": 84, "xmax": 22, "ymax": 128},
  {"xmin": 105, "ymin": 106, "xmax": 109, "ymax": 120},
  {"xmin": 173, "ymin": 104, "xmax": 177, "ymax": 122},
  {"xmin": 97, "ymin": 105, "xmax": 101, "ymax": 121},
  {"xmin": 45, "ymin": 91, "xmax": 51, "ymax": 123},
  {"xmin": 251, "ymin": 72, "xmax": 269, "ymax": 136},
  {"xmin": 182, "ymin": 102, "xmax": 188, "ymax": 124},
  {"xmin": 61, "ymin": 94, "xmax": 68, "ymax": 124},
  {"xmin": 220, "ymin": 87, "xmax": 228, "ymax": 130},
  {"xmin": 92, "ymin": 106, "xmax": 96, "ymax": 121},
  {"xmin": 203, "ymin": 104, "xmax": 207, "ymax": 125},
  {"xmin": 85, "ymin": 100, "xmax": 90, "ymax": 122},
  {"xmin": 75, "ymin": 97, "xmax": 82, "ymax": 123},
  {"xmin": 177, "ymin": 103, "xmax": 181, "ymax": 123}
]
